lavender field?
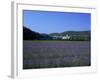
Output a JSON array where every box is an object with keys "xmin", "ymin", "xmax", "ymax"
[{"xmin": 23, "ymin": 41, "xmax": 90, "ymax": 69}]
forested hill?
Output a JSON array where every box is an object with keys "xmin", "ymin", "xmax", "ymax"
[
  {"xmin": 23, "ymin": 27, "xmax": 52, "ymax": 40},
  {"xmin": 50, "ymin": 31, "xmax": 90, "ymax": 36},
  {"xmin": 23, "ymin": 26, "xmax": 90, "ymax": 41}
]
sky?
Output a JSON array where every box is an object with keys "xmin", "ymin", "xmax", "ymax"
[{"xmin": 23, "ymin": 10, "xmax": 91, "ymax": 34}]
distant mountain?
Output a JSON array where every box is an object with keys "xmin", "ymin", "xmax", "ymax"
[
  {"xmin": 23, "ymin": 26, "xmax": 90, "ymax": 41},
  {"xmin": 61, "ymin": 31, "xmax": 90, "ymax": 36},
  {"xmin": 50, "ymin": 31, "xmax": 90, "ymax": 36}
]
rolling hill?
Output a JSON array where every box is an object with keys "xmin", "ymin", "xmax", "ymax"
[{"xmin": 23, "ymin": 26, "xmax": 90, "ymax": 41}]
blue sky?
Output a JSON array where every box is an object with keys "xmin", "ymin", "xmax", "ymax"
[{"xmin": 23, "ymin": 10, "xmax": 91, "ymax": 34}]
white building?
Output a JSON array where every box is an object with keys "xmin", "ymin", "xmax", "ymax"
[
  {"xmin": 52, "ymin": 34, "xmax": 70, "ymax": 40},
  {"xmin": 62, "ymin": 34, "xmax": 70, "ymax": 40}
]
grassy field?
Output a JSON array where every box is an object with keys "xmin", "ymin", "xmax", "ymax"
[{"xmin": 23, "ymin": 40, "xmax": 91, "ymax": 69}]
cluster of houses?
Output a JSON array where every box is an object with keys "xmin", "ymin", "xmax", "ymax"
[{"xmin": 52, "ymin": 34, "xmax": 71, "ymax": 40}]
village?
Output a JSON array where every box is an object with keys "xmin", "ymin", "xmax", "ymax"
[{"xmin": 52, "ymin": 34, "xmax": 71, "ymax": 40}]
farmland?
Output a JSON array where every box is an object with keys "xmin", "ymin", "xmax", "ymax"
[{"xmin": 23, "ymin": 40, "xmax": 90, "ymax": 69}]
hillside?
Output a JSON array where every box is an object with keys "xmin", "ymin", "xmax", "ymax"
[
  {"xmin": 23, "ymin": 26, "xmax": 52, "ymax": 40},
  {"xmin": 49, "ymin": 31, "xmax": 90, "ymax": 41},
  {"xmin": 23, "ymin": 26, "xmax": 90, "ymax": 41}
]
